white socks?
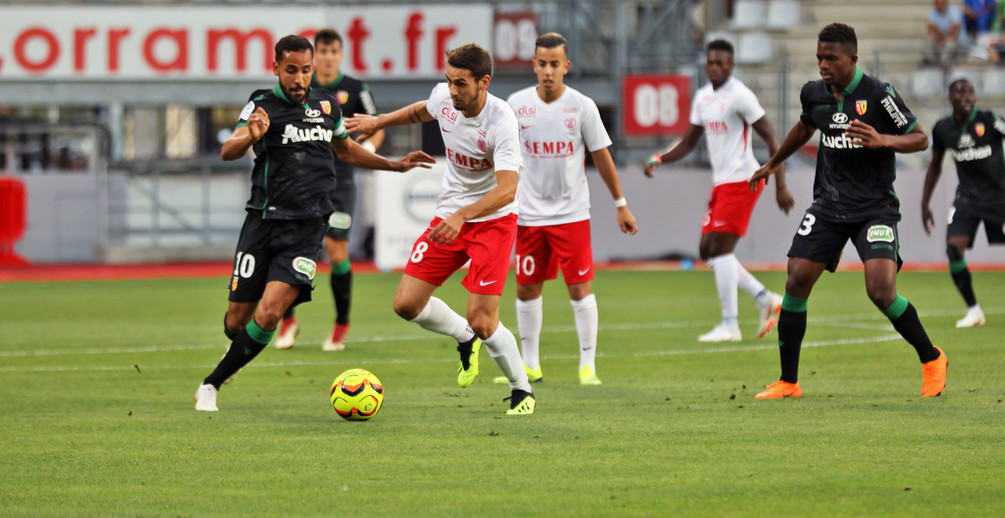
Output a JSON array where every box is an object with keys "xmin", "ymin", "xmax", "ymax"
[
  {"xmin": 409, "ymin": 296, "xmax": 475, "ymax": 343},
  {"xmin": 483, "ymin": 323, "xmax": 532, "ymax": 392},
  {"xmin": 736, "ymin": 259, "xmax": 766, "ymax": 300},
  {"xmin": 515, "ymin": 297, "xmax": 543, "ymax": 370},
  {"xmin": 707, "ymin": 254, "xmax": 740, "ymax": 326},
  {"xmin": 570, "ymin": 294, "xmax": 598, "ymax": 371}
]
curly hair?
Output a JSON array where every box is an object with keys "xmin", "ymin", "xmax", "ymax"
[{"xmin": 818, "ymin": 23, "xmax": 857, "ymax": 53}]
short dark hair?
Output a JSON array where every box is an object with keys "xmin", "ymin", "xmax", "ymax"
[
  {"xmin": 275, "ymin": 35, "xmax": 313, "ymax": 62},
  {"xmin": 445, "ymin": 43, "xmax": 493, "ymax": 80},
  {"xmin": 948, "ymin": 77, "xmax": 972, "ymax": 91},
  {"xmin": 536, "ymin": 32, "xmax": 567, "ymax": 54},
  {"xmin": 818, "ymin": 23, "xmax": 857, "ymax": 53},
  {"xmin": 706, "ymin": 39, "xmax": 734, "ymax": 59},
  {"xmin": 314, "ymin": 28, "xmax": 343, "ymax": 48}
]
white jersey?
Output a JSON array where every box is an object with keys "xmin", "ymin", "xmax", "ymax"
[
  {"xmin": 507, "ymin": 85, "xmax": 612, "ymax": 226},
  {"xmin": 426, "ymin": 83, "xmax": 521, "ymax": 222},
  {"xmin": 689, "ymin": 77, "xmax": 766, "ymax": 185}
]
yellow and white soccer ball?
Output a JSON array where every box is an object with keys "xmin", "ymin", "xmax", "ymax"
[{"xmin": 329, "ymin": 368, "xmax": 384, "ymax": 421}]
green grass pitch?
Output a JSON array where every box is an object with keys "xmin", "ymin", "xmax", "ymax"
[{"xmin": 1, "ymin": 269, "xmax": 1003, "ymax": 516}]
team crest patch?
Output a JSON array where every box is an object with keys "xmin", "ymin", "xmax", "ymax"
[
  {"xmin": 855, "ymin": 101, "xmax": 868, "ymax": 116},
  {"xmin": 328, "ymin": 211, "xmax": 352, "ymax": 230},
  {"xmin": 867, "ymin": 225, "xmax": 895, "ymax": 243},
  {"xmin": 477, "ymin": 138, "xmax": 487, "ymax": 152},
  {"xmin": 565, "ymin": 118, "xmax": 576, "ymax": 131},
  {"xmin": 231, "ymin": 276, "xmax": 239, "ymax": 292},
  {"xmin": 292, "ymin": 256, "xmax": 317, "ymax": 280},
  {"xmin": 320, "ymin": 101, "xmax": 332, "ymax": 115},
  {"xmin": 337, "ymin": 91, "xmax": 350, "ymax": 105},
  {"xmin": 975, "ymin": 123, "xmax": 985, "ymax": 137}
]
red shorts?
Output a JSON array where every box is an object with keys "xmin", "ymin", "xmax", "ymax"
[
  {"xmin": 514, "ymin": 219, "xmax": 594, "ymax": 285},
  {"xmin": 403, "ymin": 214, "xmax": 517, "ymax": 296},
  {"xmin": 701, "ymin": 179, "xmax": 763, "ymax": 236}
]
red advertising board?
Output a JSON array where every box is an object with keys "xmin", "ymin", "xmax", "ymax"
[{"xmin": 622, "ymin": 74, "xmax": 691, "ymax": 137}]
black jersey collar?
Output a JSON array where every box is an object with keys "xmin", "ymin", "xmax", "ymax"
[
  {"xmin": 312, "ymin": 71, "xmax": 343, "ymax": 90},
  {"xmin": 957, "ymin": 106, "xmax": 979, "ymax": 130},
  {"xmin": 824, "ymin": 66, "xmax": 864, "ymax": 110},
  {"xmin": 272, "ymin": 83, "xmax": 309, "ymax": 107}
]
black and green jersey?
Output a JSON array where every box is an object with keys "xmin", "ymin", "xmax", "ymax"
[
  {"xmin": 799, "ymin": 67, "xmax": 918, "ymax": 221},
  {"xmin": 931, "ymin": 108, "xmax": 1005, "ymax": 205},
  {"xmin": 235, "ymin": 84, "xmax": 349, "ymax": 220},
  {"xmin": 312, "ymin": 72, "xmax": 378, "ymax": 179}
]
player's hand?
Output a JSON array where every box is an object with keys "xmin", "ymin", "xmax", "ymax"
[
  {"xmin": 844, "ymin": 119, "xmax": 884, "ymax": 148},
  {"xmin": 392, "ymin": 151, "xmax": 437, "ymax": 172},
  {"xmin": 428, "ymin": 213, "xmax": 464, "ymax": 245},
  {"xmin": 775, "ymin": 185, "xmax": 795, "ymax": 215},
  {"xmin": 617, "ymin": 207, "xmax": 639, "ymax": 235},
  {"xmin": 922, "ymin": 204, "xmax": 935, "ymax": 235},
  {"xmin": 247, "ymin": 107, "xmax": 270, "ymax": 141},
  {"xmin": 345, "ymin": 114, "xmax": 379, "ymax": 140},
  {"xmin": 644, "ymin": 161, "xmax": 658, "ymax": 178},
  {"xmin": 749, "ymin": 163, "xmax": 776, "ymax": 191}
]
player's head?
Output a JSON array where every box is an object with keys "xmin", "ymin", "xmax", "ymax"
[
  {"xmin": 314, "ymin": 29, "xmax": 344, "ymax": 78},
  {"xmin": 934, "ymin": 0, "xmax": 948, "ymax": 13},
  {"xmin": 444, "ymin": 43, "xmax": 493, "ymax": 115},
  {"xmin": 534, "ymin": 32, "xmax": 570, "ymax": 98},
  {"xmin": 705, "ymin": 39, "xmax": 735, "ymax": 88},
  {"xmin": 816, "ymin": 23, "xmax": 858, "ymax": 88},
  {"xmin": 947, "ymin": 78, "xmax": 976, "ymax": 115},
  {"xmin": 273, "ymin": 35, "xmax": 314, "ymax": 105}
]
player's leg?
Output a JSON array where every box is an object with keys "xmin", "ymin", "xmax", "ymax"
[
  {"xmin": 551, "ymin": 220, "xmax": 601, "ymax": 384},
  {"xmin": 468, "ymin": 293, "xmax": 534, "ymax": 414},
  {"xmin": 515, "ymin": 282, "xmax": 545, "ymax": 381},
  {"xmin": 322, "ymin": 235, "xmax": 353, "ymax": 350},
  {"xmin": 857, "ymin": 222, "xmax": 945, "ymax": 397},
  {"xmin": 699, "ymin": 231, "xmax": 743, "ymax": 341},
  {"xmin": 946, "ymin": 206, "xmax": 984, "ymax": 327},
  {"xmin": 567, "ymin": 281, "xmax": 601, "ymax": 385}
]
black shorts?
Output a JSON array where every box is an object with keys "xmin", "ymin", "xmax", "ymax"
[
  {"xmin": 228, "ymin": 213, "xmax": 327, "ymax": 306},
  {"xmin": 325, "ymin": 177, "xmax": 356, "ymax": 241},
  {"xmin": 787, "ymin": 210, "xmax": 903, "ymax": 272},
  {"xmin": 947, "ymin": 201, "xmax": 1005, "ymax": 247}
]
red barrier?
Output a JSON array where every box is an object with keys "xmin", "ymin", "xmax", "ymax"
[{"xmin": 0, "ymin": 175, "xmax": 30, "ymax": 266}]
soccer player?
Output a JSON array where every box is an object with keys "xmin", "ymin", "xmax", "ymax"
[
  {"xmin": 275, "ymin": 28, "xmax": 387, "ymax": 352},
  {"xmin": 748, "ymin": 23, "xmax": 947, "ymax": 399},
  {"xmin": 922, "ymin": 78, "xmax": 1005, "ymax": 328},
  {"xmin": 644, "ymin": 39, "xmax": 793, "ymax": 343},
  {"xmin": 501, "ymin": 32, "xmax": 638, "ymax": 386},
  {"xmin": 194, "ymin": 35, "xmax": 434, "ymax": 411},
  {"xmin": 345, "ymin": 44, "xmax": 536, "ymax": 415}
]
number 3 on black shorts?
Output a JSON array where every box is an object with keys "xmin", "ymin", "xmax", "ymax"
[{"xmin": 797, "ymin": 213, "xmax": 817, "ymax": 236}]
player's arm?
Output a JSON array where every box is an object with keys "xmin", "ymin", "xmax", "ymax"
[
  {"xmin": 330, "ymin": 135, "xmax": 435, "ymax": 172},
  {"xmin": 921, "ymin": 146, "xmax": 946, "ymax": 235},
  {"xmin": 592, "ymin": 147, "xmax": 638, "ymax": 235},
  {"xmin": 844, "ymin": 120, "xmax": 928, "ymax": 153},
  {"xmin": 644, "ymin": 123, "xmax": 703, "ymax": 177},
  {"xmin": 345, "ymin": 100, "xmax": 434, "ymax": 139},
  {"xmin": 427, "ymin": 170, "xmax": 518, "ymax": 245},
  {"xmin": 355, "ymin": 86, "xmax": 387, "ymax": 151},
  {"xmin": 749, "ymin": 120, "xmax": 816, "ymax": 190},
  {"xmin": 751, "ymin": 116, "xmax": 795, "ymax": 214},
  {"xmin": 221, "ymin": 107, "xmax": 269, "ymax": 161}
]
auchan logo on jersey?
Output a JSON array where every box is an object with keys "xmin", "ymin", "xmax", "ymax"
[
  {"xmin": 524, "ymin": 140, "xmax": 575, "ymax": 158},
  {"xmin": 281, "ymin": 124, "xmax": 333, "ymax": 144},
  {"xmin": 820, "ymin": 133, "xmax": 863, "ymax": 150},
  {"xmin": 446, "ymin": 148, "xmax": 492, "ymax": 171}
]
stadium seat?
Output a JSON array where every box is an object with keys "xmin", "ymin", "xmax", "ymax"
[
  {"xmin": 735, "ymin": 32, "xmax": 773, "ymax": 64},
  {"xmin": 911, "ymin": 67, "xmax": 945, "ymax": 97},
  {"xmin": 730, "ymin": 0, "xmax": 767, "ymax": 30},
  {"xmin": 766, "ymin": 0, "xmax": 800, "ymax": 29},
  {"xmin": 982, "ymin": 68, "xmax": 1005, "ymax": 93}
]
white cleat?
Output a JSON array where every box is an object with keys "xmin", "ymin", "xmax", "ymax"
[
  {"xmin": 194, "ymin": 383, "xmax": 219, "ymax": 412},
  {"xmin": 321, "ymin": 322, "xmax": 349, "ymax": 352},
  {"xmin": 698, "ymin": 324, "xmax": 742, "ymax": 342},
  {"xmin": 758, "ymin": 292, "xmax": 784, "ymax": 338},
  {"xmin": 955, "ymin": 307, "xmax": 986, "ymax": 328},
  {"xmin": 274, "ymin": 318, "xmax": 299, "ymax": 350}
]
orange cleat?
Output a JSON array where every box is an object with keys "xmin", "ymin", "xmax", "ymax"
[
  {"xmin": 755, "ymin": 380, "xmax": 802, "ymax": 399},
  {"xmin": 921, "ymin": 346, "xmax": 947, "ymax": 397}
]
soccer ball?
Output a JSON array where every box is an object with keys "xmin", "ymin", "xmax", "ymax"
[{"xmin": 329, "ymin": 368, "xmax": 384, "ymax": 421}]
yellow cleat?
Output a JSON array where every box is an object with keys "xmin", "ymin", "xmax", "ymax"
[
  {"xmin": 505, "ymin": 389, "xmax": 535, "ymax": 415},
  {"xmin": 579, "ymin": 365, "xmax": 602, "ymax": 385},
  {"xmin": 493, "ymin": 363, "xmax": 543, "ymax": 384},
  {"xmin": 456, "ymin": 339, "xmax": 481, "ymax": 388}
]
